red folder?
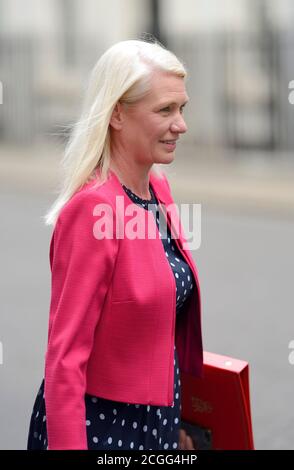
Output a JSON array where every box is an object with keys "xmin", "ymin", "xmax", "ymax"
[{"xmin": 180, "ymin": 351, "xmax": 254, "ymax": 450}]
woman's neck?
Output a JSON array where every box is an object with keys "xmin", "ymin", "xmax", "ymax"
[{"xmin": 109, "ymin": 161, "xmax": 152, "ymax": 200}]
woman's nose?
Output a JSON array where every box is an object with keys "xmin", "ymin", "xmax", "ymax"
[{"xmin": 170, "ymin": 114, "xmax": 188, "ymax": 134}]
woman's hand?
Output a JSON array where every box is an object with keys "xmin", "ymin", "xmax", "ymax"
[{"xmin": 179, "ymin": 428, "xmax": 196, "ymax": 450}]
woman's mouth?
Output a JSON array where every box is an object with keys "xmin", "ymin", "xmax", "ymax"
[{"xmin": 159, "ymin": 140, "xmax": 177, "ymax": 151}]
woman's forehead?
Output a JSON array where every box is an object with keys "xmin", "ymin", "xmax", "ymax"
[
  {"xmin": 147, "ymin": 73, "xmax": 188, "ymax": 104},
  {"xmin": 147, "ymin": 89, "xmax": 189, "ymax": 107}
]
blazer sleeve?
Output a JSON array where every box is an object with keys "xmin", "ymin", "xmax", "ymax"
[{"xmin": 44, "ymin": 191, "xmax": 118, "ymax": 450}]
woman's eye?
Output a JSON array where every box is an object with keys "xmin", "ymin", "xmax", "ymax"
[{"xmin": 160, "ymin": 106, "xmax": 185, "ymax": 113}]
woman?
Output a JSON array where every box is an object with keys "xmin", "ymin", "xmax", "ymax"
[{"xmin": 27, "ymin": 38, "xmax": 203, "ymax": 451}]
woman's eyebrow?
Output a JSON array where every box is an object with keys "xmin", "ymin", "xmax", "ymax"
[{"xmin": 159, "ymin": 100, "xmax": 189, "ymax": 107}]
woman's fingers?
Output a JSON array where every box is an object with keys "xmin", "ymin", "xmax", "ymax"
[
  {"xmin": 179, "ymin": 428, "xmax": 196, "ymax": 450},
  {"xmin": 185, "ymin": 434, "xmax": 195, "ymax": 450},
  {"xmin": 179, "ymin": 429, "xmax": 187, "ymax": 450}
]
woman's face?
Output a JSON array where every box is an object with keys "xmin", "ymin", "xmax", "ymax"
[{"xmin": 110, "ymin": 71, "xmax": 189, "ymax": 167}]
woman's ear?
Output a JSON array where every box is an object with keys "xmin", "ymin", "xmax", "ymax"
[{"xmin": 109, "ymin": 101, "xmax": 124, "ymax": 130}]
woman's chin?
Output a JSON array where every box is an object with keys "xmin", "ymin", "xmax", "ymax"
[{"xmin": 156, "ymin": 152, "xmax": 175, "ymax": 164}]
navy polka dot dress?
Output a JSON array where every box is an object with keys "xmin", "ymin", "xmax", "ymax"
[{"xmin": 27, "ymin": 182, "xmax": 194, "ymax": 450}]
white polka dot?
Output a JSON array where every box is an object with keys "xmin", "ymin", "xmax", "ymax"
[
  {"xmin": 113, "ymin": 409, "xmax": 117, "ymax": 415},
  {"xmin": 143, "ymin": 425, "xmax": 148, "ymax": 432},
  {"xmin": 182, "ymin": 281, "xmax": 184, "ymax": 286},
  {"xmin": 139, "ymin": 445, "xmax": 144, "ymax": 450},
  {"xmin": 35, "ymin": 411, "xmax": 39, "ymax": 418},
  {"xmin": 108, "ymin": 437, "xmax": 112, "ymax": 444},
  {"xmin": 177, "ymin": 368, "xmax": 179, "ymax": 374},
  {"xmin": 93, "ymin": 436, "xmax": 98, "ymax": 443},
  {"xmin": 165, "ymin": 252, "xmax": 169, "ymax": 257},
  {"xmin": 33, "ymin": 432, "xmax": 38, "ymax": 438},
  {"xmin": 112, "ymin": 418, "xmax": 116, "ymax": 424},
  {"xmin": 175, "ymin": 393, "xmax": 179, "ymax": 399},
  {"xmin": 118, "ymin": 440, "xmax": 122, "ymax": 447},
  {"xmin": 133, "ymin": 421, "xmax": 138, "ymax": 429},
  {"xmin": 156, "ymin": 409, "xmax": 161, "ymax": 416},
  {"xmin": 175, "ymin": 273, "xmax": 179, "ymax": 278},
  {"xmin": 121, "ymin": 419, "xmax": 125, "ymax": 426},
  {"xmin": 39, "ymin": 435, "xmax": 42, "ymax": 440},
  {"xmin": 99, "ymin": 413, "xmax": 105, "ymax": 420},
  {"xmin": 130, "ymin": 442, "xmax": 134, "ymax": 448},
  {"xmin": 164, "ymin": 443, "xmax": 169, "ymax": 449},
  {"xmin": 175, "ymin": 258, "xmax": 180, "ymax": 262},
  {"xmin": 159, "ymin": 437, "xmax": 162, "ymax": 444},
  {"xmin": 152, "ymin": 429, "xmax": 157, "ymax": 436},
  {"xmin": 174, "ymin": 417, "xmax": 179, "ymax": 424},
  {"xmin": 135, "ymin": 404, "xmax": 140, "ymax": 408},
  {"xmin": 173, "ymin": 442, "xmax": 178, "ymax": 448},
  {"xmin": 168, "ymin": 237, "xmax": 170, "ymax": 243},
  {"xmin": 147, "ymin": 405, "xmax": 150, "ymax": 412},
  {"xmin": 170, "ymin": 262, "xmax": 175, "ymax": 267},
  {"xmin": 184, "ymin": 289, "xmax": 187, "ymax": 295},
  {"xmin": 181, "ymin": 267, "xmax": 185, "ymax": 272},
  {"xmin": 163, "ymin": 419, "xmax": 167, "ymax": 425},
  {"xmin": 187, "ymin": 275, "xmax": 190, "ymax": 281},
  {"xmin": 44, "ymin": 439, "xmax": 46, "ymax": 445},
  {"xmin": 91, "ymin": 397, "xmax": 98, "ymax": 403},
  {"xmin": 43, "ymin": 415, "xmax": 46, "ymax": 422},
  {"xmin": 86, "ymin": 420, "xmax": 91, "ymax": 426}
]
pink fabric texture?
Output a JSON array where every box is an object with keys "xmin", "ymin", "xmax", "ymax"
[{"xmin": 44, "ymin": 169, "xmax": 203, "ymax": 449}]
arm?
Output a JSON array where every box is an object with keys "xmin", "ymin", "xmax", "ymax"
[{"xmin": 44, "ymin": 192, "xmax": 118, "ymax": 450}]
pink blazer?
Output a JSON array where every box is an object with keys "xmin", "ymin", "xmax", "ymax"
[{"xmin": 44, "ymin": 169, "xmax": 203, "ymax": 449}]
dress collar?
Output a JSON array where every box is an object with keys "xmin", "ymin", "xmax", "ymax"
[{"xmin": 108, "ymin": 168, "xmax": 170, "ymax": 205}]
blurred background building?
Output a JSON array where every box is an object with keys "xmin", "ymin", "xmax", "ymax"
[
  {"xmin": 1, "ymin": 0, "xmax": 294, "ymax": 155},
  {"xmin": 0, "ymin": 0, "xmax": 294, "ymax": 451}
]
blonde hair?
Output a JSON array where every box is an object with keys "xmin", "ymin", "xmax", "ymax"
[{"xmin": 44, "ymin": 38, "xmax": 187, "ymax": 226}]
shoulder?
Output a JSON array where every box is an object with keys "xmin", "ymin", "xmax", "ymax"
[
  {"xmin": 51, "ymin": 179, "xmax": 118, "ymax": 254},
  {"xmin": 57, "ymin": 179, "xmax": 115, "ymax": 229},
  {"xmin": 159, "ymin": 171, "xmax": 172, "ymax": 192}
]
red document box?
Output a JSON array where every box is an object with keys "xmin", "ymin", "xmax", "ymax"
[{"xmin": 180, "ymin": 351, "xmax": 254, "ymax": 450}]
